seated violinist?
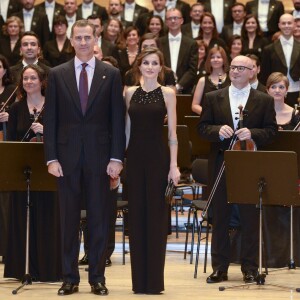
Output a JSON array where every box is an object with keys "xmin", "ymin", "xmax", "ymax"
[{"xmin": 198, "ymin": 55, "xmax": 277, "ymax": 284}]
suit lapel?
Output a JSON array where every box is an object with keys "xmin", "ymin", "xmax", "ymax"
[
  {"xmin": 219, "ymin": 87, "xmax": 234, "ymax": 129},
  {"xmin": 31, "ymin": 10, "xmax": 39, "ymax": 31},
  {"xmin": 62, "ymin": 60, "xmax": 82, "ymax": 114},
  {"xmin": 290, "ymin": 42, "xmax": 300, "ymax": 70},
  {"xmin": 244, "ymin": 89, "xmax": 259, "ymax": 126},
  {"xmin": 274, "ymin": 41, "xmax": 287, "ymax": 67}
]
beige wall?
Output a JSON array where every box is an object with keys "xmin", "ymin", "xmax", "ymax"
[{"xmin": 34, "ymin": 0, "xmax": 294, "ymax": 12}]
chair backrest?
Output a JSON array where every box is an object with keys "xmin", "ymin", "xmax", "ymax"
[
  {"xmin": 184, "ymin": 116, "xmax": 210, "ymax": 158},
  {"xmin": 176, "ymin": 94, "xmax": 196, "ymax": 125},
  {"xmin": 163, "ymin": 125, "xmax": 192, "ymax": 169},
  {"xmin": 192, "ymin": 159, "xmax": 208, "ymax": 186}
]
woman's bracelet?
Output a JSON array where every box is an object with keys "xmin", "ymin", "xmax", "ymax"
[{"xmin": 168, "ymin": 139, "xmax": 178, "ymax": 146}]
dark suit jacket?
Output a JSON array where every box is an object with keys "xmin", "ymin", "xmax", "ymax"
[
  {"xmin": 158, "ymin": 35, "xmax": 198, "ymax": 93},
  {"xmin": 34, "ymin": 1, "xmax": 64, "ymax": 34},
  {"xmin": 0, "ymin": 36, "xmax": 21, "ymax": 66},
  {"xmin": 43, "ymin": 38, "xmax": 75, "ymax": 67},
  {"xmin": 241, "ymin": 35, "xmax": 270, "ymax": 59},
  {"xmin": 120, "ymin": 2, "xmax": 149, "ymax": 27},
  {"xmin": 176, "ymin": 0, "xmax": 191, "ymax": 24},
  {"xmin": 112, "ymin": 47, "xmax": 133, "ymax": 84},
  {"xmin": 260, "ymin": 39, "xmax": 300, "ymax": 85},
  {"xmin": 44, "ymin": 58, "xmax": 125, "ymax": 176},
  {"xmin": 198, "ymin": 0, "xmax": 235, "ymax": 25},
  {"xmin": 245, "ymin": 0, "xmax": 284, "ymax": 36},
  {"xmin": 256, "ymin": 82, "xmax": 266, "ymax": 93},
  {"xmin": 10, "ymin": 61, "xmax": 50, "ymax": 84},
  {"xmin": 77, "ymin": 3, "xmax": 108, "ymax": 23},
  {"xmin": 101, "ymin": 38, "xmax": 115, "ymax": 57},
  {"xmin": 6, "ymin": 0, "xmax": 22, "ymax": 18},
  {"xmin": 181, "ymin": 22, "xmax": 200, "ymax": 39},
  {"xmin": 13, "ymin": 9, "xmax": 50, "ymax": 47},
  {"xmin": 220, "ymin": 24, "xmax": 234, "ymax": 46}
]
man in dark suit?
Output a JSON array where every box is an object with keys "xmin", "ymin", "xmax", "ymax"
[
  {"xmin": 245, "ymin": 0, "xmax": 284, "ymax": 39},
  {"xmin": 260, "ymin": 14, "xmax": 300, "ymax": 107},
  {"xmin": 0, "ymin": 0, "xmax": 21, "ymax": 21},
  {"xmin": 34, "ymin": 0, "xmax": 64, "ymax": 35},
  {"xmin": 181, "ymin": 2, "xmax": 204, "ymax": 39},
  {"xmin": 87, "ymin": 15, "xmax": 114, "ymax": 57},
  {"xmin": 10, "ymin": 31, "xmax": 50, "ymax": 84},
  {"xmin": 44, "ymin": 20, "xmax": 125, "ymax": 296},
  {"xmin": 220, "ymin": 2, "xmax": 246, "ymax": 46},
  {"xmin": 77, "ymin": 0, "xmax": 108, "ymax": 24},
  {"xmin": 166, "ymin": 0, "xmax": 191, "ymax": 24},
  {"xmin": 159, "ymin": 8, "xmax": 198, "ymax": 94},
  {"xmin": 120, "ymin": 0, "xmax": 149, "ymax": 27},
  {"xmin": 199, "ymin": 55, "xmax": 277, "ymax": 284},
  {"xmin": 63, "ymin": 0, "xmax": 79, "ymax": 38},
  {"xmin": 291, "ymin": 0, "xmax": 300, "ymax": 19},
  {"xmin": 13, "ymin": 0, "xmax": 50, "ymax": 47},
  {"xmin": 198, "ymin": 0, "xmax": 235, "ymax": 32},
  {"xmin": 246, "ymin": 54, "xmax": 266, "ymax": 93},
  {"xmin": 135, "ymin": 0, "xmax": 167, "ymax": 36}
]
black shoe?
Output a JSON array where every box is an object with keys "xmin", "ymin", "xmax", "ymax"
[
  {"xmin": 206, "ymin": 270, "xmax": 228, "ymax": 283},
  {"xmin": 78, "ymin": 253, "xmax": 88, "ymax": 265},
  {"xmin": 243, "ymin": 270, "xmax": 258, "ymax": 283},
  {"xmin": 58, "ymin": 282, "xmax": 79, "ymax": 296},
  {"xmin": 91, "ymin": 282, "xmax": 109, "ymax": 296},
  {"xmin": 105, "ymin": 258, "xmax": 112, "ymax": 267}
]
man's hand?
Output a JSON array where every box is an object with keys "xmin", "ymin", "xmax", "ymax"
[
  {"xmin": 106, "ymin": 161, "xmax": 123, "ymax": 179},
  {"xmin": 48, "ymin": 161, "xmax": 63, "ymax": 177},
  {"xmin": 0, "ymin": 112, "xmax": 8, "ymax": 123},
  {"xmin": 219, "ymin": 125, "xmax": 234, "ymax": 139},
  {"xmin": 235, "ymin": 128, "xmax": 251, "ymax": 141}
]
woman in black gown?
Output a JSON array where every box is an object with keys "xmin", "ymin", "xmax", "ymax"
[
  {"xmin": 125, "ymin": 48, "xmax": 180, "ymax": 294},
  {"xmin": 264, "ymin": 72, "xmax": 300, "ymax": 267},
  {"xmin": 4, "ymin": 65, "xmax": 61, "ymax": 281}
]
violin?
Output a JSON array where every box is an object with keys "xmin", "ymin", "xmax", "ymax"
[
  {"xmin": 232, "ymin": 105, "xmax": 257, "ymax": 151},
  {"xmin": 21, "ymin": 106, "xmax": 44, "ymax": 142}
]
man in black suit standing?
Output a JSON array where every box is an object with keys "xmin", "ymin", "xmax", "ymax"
[
  {"xmin": 246, "ymin": 54, "xmax": 266, "ymax": 92},
  {"xmin": 13, "ymin": 0, "xmax": 50, "ymax": 47},
  {"xmin": 77, "ymin": 0, "xmax": 108, "ymax": 24},
  {"xmin": 245, "ymin": 0, "xmax": 284, "ymax": 39},
  {"xmin": 0, "ymin": 0, "xmax": 21, "ymax": 21},
  {"xmin": 121, "ymin": 0, "xmax": 149, "ymax": 27},
  {"xmin": 44, "ymin": 19, "xmax": 125, "ymax": 296},
  {"xmin": 34, "ymin": 0, "xmax": 64, "ymax": 36},
  {"xmin": 166, "ymin": 0, "xmax": 191, "ymax": 24},
  {"xmin": 159, "ymin": 8, "xmax": 198, "ymax": 94},
  {"xmin": 63, "ymin": 0, "xmax": 78, "ymax": 38},
  {"xmin": 260, "ymin": 14, "xmax": 300, "ymax": 107},
  {"xmin": 181, "ymin": 2, "xmax": 205, "ymax": 39},
  {"xmin": 199, "ymin": 55, "xmax": 277, "ymax": 284}
]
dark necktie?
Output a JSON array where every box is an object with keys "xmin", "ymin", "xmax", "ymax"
[{"xmin": 79, "ymin": 63, "xmax": 88, "ymax": 114}]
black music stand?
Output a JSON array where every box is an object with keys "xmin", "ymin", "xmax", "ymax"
[
  {"xmin": 262, "ymin": 131, "xmax": 300, "ymax": 270},
  {"xmin": 0, "ymin": 142, "xmax": 56, "ymax": 295},
  {"xmin": 219, "ymin": 151, "xmax": 299, "ymax": 292}
]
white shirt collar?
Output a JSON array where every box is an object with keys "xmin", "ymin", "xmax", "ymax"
[
  {"xmin": 168, "ymin": 32, "xmax": 182, "ymax": 40},
  {"xmin": 230, "ymin": 83, "xmax": 251, "ymax": 95},
  {"xmin": 45, "ymin": 1, "xmax": 54, "ymax": 8},
  {"xmin": 23, "ymin": 8, "xmax": 34, "ymax": 16},
  {"xmin": 280, "ymin": 35, "xmax": 294, "ymax": 45},
  {"xmin": 74, "ymin": 56, "xmax": 96, "ymax": 70},
  {"xmin": 22, "ymin": 59, "xmax": 38, "ymax": 67}
]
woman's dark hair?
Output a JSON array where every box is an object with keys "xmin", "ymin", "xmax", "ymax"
[
  {"xmin": 17, "ymin": 64, "xmax": 47, "ymax": 100},
  {"xmin": 0, "ymin": 55, "xmax": 12, "ymax": 86},
  {"xmin": 53, "ymin": 15, "xmax": 68, "ymax": 27},
  {"xmin": 204, "ymin": 46, "xmax": 229, "ymax": 74},
  {"xmin": 146, "ymin": 15, "xmax": 165, "ymax": 37},
  {"xmin": 198, "ymin": 12, "xmax": 219, "ymax": 40},
  {"xmin": 103, "ymin": 18, "xmax": 125, "ymax": 49},
  {"xmin": 132, "ymin": 47, "xmax": 165, "ymax": 85},
  {"xmin": 124, "ymin": 25, "xmax": 139, "ymax": 40},
  {"xmin": 102, "ymin": 56, "xmax": 119, "ymax": 68},
  {"xmin": 229, "ymin": 34, "xmax": 243, "ymax": 51},
  {"xmin": 241, "ymin": 14, "xmax": 263, "ymax": 40},
  {"xmin": 139, "ymin": 32, "xmax": 160, "ymax": 51}
]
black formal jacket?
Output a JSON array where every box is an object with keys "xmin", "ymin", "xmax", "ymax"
[
  {"xmin": 6, "ymin": 0, "xmax": 22, "ymax": 18},
  {"xmin": 112, "ymin": 47, "xmax": 133, "ymax": 84},
  {"xmin": 43, "ymin": 38, "xmax": 75, "ymax": 67},
  {"xmin": 245, "ymin": 0, "xmax": 284, "ymax": 36},
  {"xmin": 175, "ymin": 0, "xmax": 191, "ymax": 24},
  {"xmin": 44, "ymin": 58, "xmax": 125, "ymax": 176},
  {"xmin": 260, "ymin": 39, "xmax": 300, "ymax": 85},
  {"xmin": 77, "ymin": 3, "xmax": 108, "ymax": 23},
  {"xmin": 101, "ymin": 38, "xmax": 115, "ymax": 57},
  {"xmin": 198, "ymin": 0, "xmax": 235, "ymax": 25},
  {"xmin": 34, "ymin": 1, "xmax": 64, "ymax": 34},
  {"xmin": 220, "ymin": 24, "xmax": 235, "ymax": 46},
  {"xmin": 158, "ymin": 34, "xmax": 198, "ymax": 93},
  {"xmin": 120, "ymin": 2, "xmax": 149, "ymax": 27},
  {"xmin": 241, "ymin": 35, "xmax": 270, "ymax": 59},
  {"xmin": 13, "ymin": 9, "xmax": 50, "ymax": 47},
  {"xmin": 182, "ymin": 22, "xmax": 200, "ymax": 39},
  {"xmin": 198, "ymin": 87, "xmax": 277, "ymax": 180},
  {"xmin": 0, "ymin": 36, "xmax": 21, "ymax": 66}
]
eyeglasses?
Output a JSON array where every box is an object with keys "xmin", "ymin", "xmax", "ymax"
[
  {"xmin": 229, "ymin": 65, "xmax": 253, "ymax": 72},
  {"xmin": 166, "ymin": 16, "xmax": 182, "ymax": 21}
]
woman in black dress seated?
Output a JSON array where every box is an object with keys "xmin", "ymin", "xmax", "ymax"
[
  {"xmin": 0, "ymin": 16, "xmax": 24, "ymax": 66},
  {"xmin": 43, "ymin": 15, "xmax": 75, "ymax": 67},
  {"xmin": 192, "ymin": 46, "xmax": 230, "ymax": 115},
  {"xmin": 4, "ymin": 64, "xmax": 61, "ymax": 282},
  {"xmin": 263, "ymin": 72, "xmax": 300, "ymax": 267}
]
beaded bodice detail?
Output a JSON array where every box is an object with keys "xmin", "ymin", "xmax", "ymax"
[{"xmin": 131, "ymin": 86, "xmax": 164, "ymax": 105}]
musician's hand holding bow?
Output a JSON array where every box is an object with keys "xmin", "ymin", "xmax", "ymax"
[
  {"xmin": 31, "ymin": 122, "xmax": 43, "ymax": 134},
  {"xmin": 235, "ymin": 127, "xmax": 251, "ymax": 141},
  {"xmin": 219, "ymin": 125, "xmax": 234, "ymax": 139},
  {"xmin": 0, "ymin": 112, "xmax": 8, "ymax": 123}
]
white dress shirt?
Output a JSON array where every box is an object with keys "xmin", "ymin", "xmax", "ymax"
[
  {"xmin": 74, "ymin": 56, "xmax": 95, "ymax": 93},
  {"xmin": 166, "ymin": 0, "xmax": 177, "ymax": 10},
  {"xmin": 233, "ymin": 21, "xmax": 242, "ymax": 35},
  {"xmin": 66, "ymin": 15, "xmax": 76, "ymax": 38},
  {"xmin": 229, "ymin": 84, "xmax": 251, "ymax": 129},
  {"xmin": 258, "ymin": 0, "xmax": 269, "ymax": 32},
  {"xmin": 154, "ymin": 9, "xmax": 166, "ymax": 22},
  {"xmin": 211, "ymin": 0, "xmax": 224, "ymax": 33},
  {"xmin": 23, "ymin": 8, "xmax": 34, "ymax": 32},
  {"xmin": 0, "ymin": 0, "xmax": 10, "ymax": 21},
  {"xmin": 191, "ymin": 21, "xmax": 200, "ymax": 39},
  {"xmin": 293, "ymin": 10, "xmax": 300, "ymax": 19},
  {"xmin": 168, "ymin": 32, "xmax": 182, "ymax": 74},
  {"xmin": 82, "ymin": 2, "xmax": 93, "ymax": 20},
  {"xmin": 124, "ymin": 2, "xmax": 135, "ymax": 22},
  {"xmin": 45, "ymin": 0, "xmax": 55, "ymax": 31}
]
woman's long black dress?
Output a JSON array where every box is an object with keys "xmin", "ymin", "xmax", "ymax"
[
  {"xmin": 127, "ymin": 86, "xmax": 169, "ymax": 294},
  {"xmin": 4, "ymin": 100, "xmax": 62, "ymax": 281}
]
